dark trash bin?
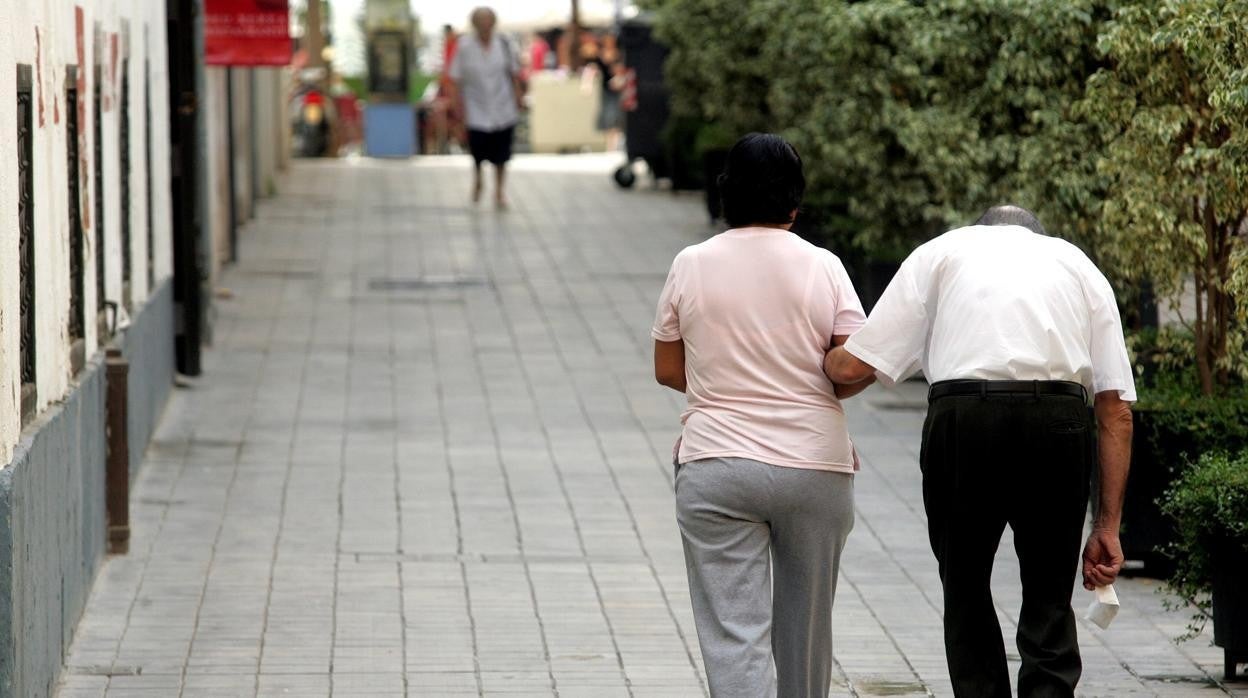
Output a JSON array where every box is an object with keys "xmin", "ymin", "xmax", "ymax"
[{"xmin": 615, "ymin": 17, "xmax": 672, "ymax": 187}]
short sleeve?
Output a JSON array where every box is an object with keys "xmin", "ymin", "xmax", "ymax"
[
  {"xmin": 651, "ymin": 251, "xmax": 688, "ymax": 342},
  {"xmin": 843, "ymin": 249, "xmax": 932, "ymax": 383},
  {"xmin": 1084, "ymin": 266, "xmax": 1138, "ymax": 402},
  {"xmin": 828, "ymin": 256, "xmax": 867, "ymax": 336},
  {"xmin": 809, "ymin": 253, "xmax": 866, "ymax": 344}
]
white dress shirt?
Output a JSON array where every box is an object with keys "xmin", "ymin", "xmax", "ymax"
[
  {"xmin": 448, "ymin": 34, "xmax": 519, "ymax": 132},
  {"xmin": 844, "ymin": 224, "xmax": 1137, "ymax": 401}
]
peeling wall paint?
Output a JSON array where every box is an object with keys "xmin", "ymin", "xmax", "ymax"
[{"xmin": 0, "ymin": 0, "xmax": 173, "ymax": 465}]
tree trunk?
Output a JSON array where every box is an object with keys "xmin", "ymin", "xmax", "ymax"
[
  {"xmin": 569, "ymin": 0, "xmax": 583, "ymax": 70},
  {"xmin": 1195, "ymin": 258, "xmax": 1213, "ymax": 395}
]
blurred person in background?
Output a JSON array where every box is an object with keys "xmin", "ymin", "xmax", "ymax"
[
  {"xmin": 583, "ymin": 33, "xmax": 625, "ymax": 151},
  {"xmin": 425, "ymin": 24, "xmax": 464, "ymax": 154},
  {"xmin": 447, "ymin": 7, "xmax": 524, "ymax": 208},
  {"xmin": 527, "ymin": 32, "xmax": 551, "ymax": 79}
]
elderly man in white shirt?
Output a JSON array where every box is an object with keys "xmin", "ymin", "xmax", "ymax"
[
  {"xmin": 447, "ymin": 7, "xmax": 524, "ymax": 208},
  {"xmin": 824, "ymin": 205, "xmax": 1135, "ymax": 698}
]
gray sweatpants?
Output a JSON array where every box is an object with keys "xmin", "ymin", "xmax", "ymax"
[{"xmin": 675, "ymin": 457, "xmax": 855, "ymax": 698}]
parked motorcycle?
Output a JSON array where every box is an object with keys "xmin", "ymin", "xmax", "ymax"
[{"xmin": 290, "ymin": 85, "xmax": 336, "ymax": 157}]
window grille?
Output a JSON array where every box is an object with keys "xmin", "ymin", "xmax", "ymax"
[
  {"xmin": 144, "ymin": 52, "xmax": 154, "ymax": 290},
  {"xmin": 67, "ymin": 67, "xmax": 86, "ymax": 374},
  {"xmin": 120, "ymin": 58, "xmax": 132, "ymax": 309},
  {"xmin": 17, "ymin": 65, "xmax": 37, "ymax": 421},
  {"xmin": 94, "ymin": 60, "xmax": 107, "ymax": 335}
]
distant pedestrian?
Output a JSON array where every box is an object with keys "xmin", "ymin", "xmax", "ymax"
[
  {"xmin": 824, "ymin": 205, "xmax": 1135, "ymax": 697},
  {"xmin": 583, "ymin": 36, "xmax": 625, "ymax": 151},
  {"xmin": 447, "ymin": 7, "xmax": 524, "ymax": 209},
  {"xmin": 653, "ymin": 133, "xmax": 870, "ymax": 697}
]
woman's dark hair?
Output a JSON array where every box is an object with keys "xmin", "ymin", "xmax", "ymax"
[{"xmin": 717, "ymin": 133, "xmax": 805, "ymax": 228}]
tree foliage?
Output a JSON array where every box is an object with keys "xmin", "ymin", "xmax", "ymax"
[
  {"xmin": 1082, "ymin": 0, "xmax": 1248, "ymax": 394},
  {"xmin": 640, "ymin": 0, "xmax": 774, "ymax": 135},
  {"xmin": 644, "ymin": 0, "xmax": 1248, "ymax": 392},
  {"xmin": 645, "ymin": 0, "xmax": 1114, "ymax": 255}
]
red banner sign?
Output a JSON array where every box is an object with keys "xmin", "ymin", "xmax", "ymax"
[{"xmin": 205, "ymin": 0, "xmax": 292, "ymax": 66}]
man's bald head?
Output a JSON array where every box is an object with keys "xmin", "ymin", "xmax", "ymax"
[{"xmin": 975, "ymin": 204, "xmax": 1047, "ymax": 236}]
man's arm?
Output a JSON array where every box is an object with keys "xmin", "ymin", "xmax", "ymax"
[
  {"xmin": 824, "ymin": 345, "xmax": 876, "ymax": 385},
  {"xmin": 1082, "ymin": 391, "xmax": 1133, "ymax": 590},
  {"xmin": 828, "ymin": 335, "xmax": 876, "ymax": 399},
  {"xmin": 654, "ymin": 339, "xmax": 686, "ymax": 393},
  {"xmin": 511, "ymin": 73, "xmax": 526, "ymax": 111}
]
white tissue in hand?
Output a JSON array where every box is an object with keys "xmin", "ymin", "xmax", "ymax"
[{"xmin": 1084, "ymin": 584, "xmax": 1120, "ymax": 629}]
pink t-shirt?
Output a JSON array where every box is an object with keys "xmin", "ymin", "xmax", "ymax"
[{"xmin": 652, "ymin": 227, "xmax": 867, "ymax": 472}]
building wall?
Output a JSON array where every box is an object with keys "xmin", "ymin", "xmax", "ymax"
[
  {"xmin": 0, "ymin": 0, "xmax": 173, "ymax": 465},
  {"xmin": 201, "ymin": 64, "xmax": 287, "ymax": 280},
  {"xmin": 0, "ymin": 2, "xmax": 177, "ymax": 696},
  {"xmin": 0, "ymin": 355, "xmax": 107, "ymax": 698}
]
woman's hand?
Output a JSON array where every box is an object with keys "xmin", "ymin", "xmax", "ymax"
[{"xmin": 834, "ymin": 374, "xmax": 876, "ymax": 400}]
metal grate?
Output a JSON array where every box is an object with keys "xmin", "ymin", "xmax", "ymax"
[
  {"xmin": 120, "ymin": 56, "xmax": 131, "ymax": 307},
  {"xmin": 366, "ymin": 275, "xmax": 490, "ymax": 292},
  {"xmin": 94, "ymin": 55, "xmax": 105, "ymax": 320},
  {"xmin": 67, "ymin": 66, "xmax": 85, "ymax": 347},
  {"xmin": 18, "ymin": 65, "xmax": 36, "ymax": 399},
  {"xmin": 144, "ymin": 48, "xmax": 153, "ymax": 289}
]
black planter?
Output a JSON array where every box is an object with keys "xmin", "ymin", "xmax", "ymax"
[
  {"xmin": 1119, "ymin": 410, "xmax": 1192, "ymax": 577},
  {"xmin": 1211, "ymin": 537, "xmax": 1248, "ymax": 680},
  {"xmin": 861, "ymin": 259, "xmax": 902, "ymax": 313}
]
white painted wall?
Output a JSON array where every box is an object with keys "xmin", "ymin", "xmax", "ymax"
[
  {"xmin": 0, "ymin": 0, "xmax": 17, "ymax": 468},
  {"xmin": 0, "ymin": 0, "xmax": 172, "ymax": 465}
]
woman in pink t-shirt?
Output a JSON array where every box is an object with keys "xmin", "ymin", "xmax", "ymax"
[{"xmin": 653, "ymin": 133, "xmax": 872, "ymax": 697}]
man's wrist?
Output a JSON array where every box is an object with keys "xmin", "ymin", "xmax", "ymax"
[{"xmin": 1091, "ymin": 518, "xmax": 1120, "ymax": 533}]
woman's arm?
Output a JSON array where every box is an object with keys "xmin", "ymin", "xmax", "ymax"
[
  {"xmin": 654, "ymin": 339, "xmax": 687, "ymax": 393},
  {"xmin": 828, "ymin": 334, "xmax": 875, "ymax": 399}
]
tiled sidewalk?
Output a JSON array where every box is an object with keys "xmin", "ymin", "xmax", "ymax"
[{"xmin": 57, "ymin": 156, "xmax": 1243, "ymax": 697}]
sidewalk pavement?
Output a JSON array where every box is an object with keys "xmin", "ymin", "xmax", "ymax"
[{"xmin": 57, "ymin": 155, "xmax": 1244, "ymax": 697}]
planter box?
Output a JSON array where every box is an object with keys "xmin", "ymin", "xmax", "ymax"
[
  {"xmin": 1212, "ymin": 538, "xmax": 1248, "ymax": 680},
  {"xmin": 861, "ymin": 259, "xmax": 901, "ymax": 313},
  {"xmin": 1120, "ymin": 409, "xmax": 1194, "ymax": 577}
]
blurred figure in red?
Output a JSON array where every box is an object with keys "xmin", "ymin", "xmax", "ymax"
[
  {"xmin": 526, "ymin": 32, "xmax": 551, "ymax": 80},
  {"xmin": 330, "ymin": 75, "xmax": 362, "ymax": 152},
  {"xmin": 425, "ymin": 24, "xmax": 465, "ymax": 154}
]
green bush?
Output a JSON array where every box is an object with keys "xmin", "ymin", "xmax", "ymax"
[
  {"xmin": 646, "ymin": 1, "xmax": 1248, "ymax": 375},
  {"xmin": 642, "ymin": 0, "xmax": 774, "ymax": 135},
  {"xmin": 1130, "ymin": 327, "xmax": 1248, "ymax": 458},
  {"xmin": 644, "ymin": 0, "xmax": 1115, "ymax": 258},
  {"xmin": 1160, "ymin": 449, "xmax": 1248, "ymax": 638}
]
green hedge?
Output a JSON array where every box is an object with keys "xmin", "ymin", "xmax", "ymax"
[
  {"xmin": 643, "ymin": 0, "xmax": 1115, "ymax": 255},
  {"xmin": 643, "ymin": 0, "xmax": 1248, "ymax": 391},
  {"xmin": 1160, "ymin": 449, "xmax": 1248, "ymax": 638}
]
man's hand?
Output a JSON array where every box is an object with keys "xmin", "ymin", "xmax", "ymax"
[{"xmin": 1082, "ymin": 527, "xmax": 1124, "ymax": 590}]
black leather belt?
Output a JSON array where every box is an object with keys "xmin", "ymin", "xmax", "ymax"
[{"xmin": 928, "ymin": 379, "xmax": 1087, "ymax": 402}]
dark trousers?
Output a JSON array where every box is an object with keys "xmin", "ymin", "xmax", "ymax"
[{"xmin": 921, "ymin": 383, "xmax": 1093, "ymax": 697}]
